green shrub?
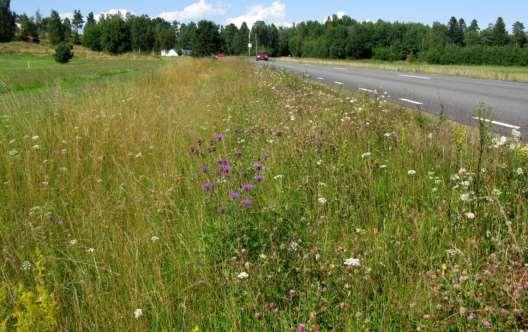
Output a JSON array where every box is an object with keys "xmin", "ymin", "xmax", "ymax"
[
  {"xmin": 53, "ymin": 43, "xmax": 74, "ymax": 64},
  {"xmin": 419, "ymin": 46, "xmax": 528, "ymax": 66}
]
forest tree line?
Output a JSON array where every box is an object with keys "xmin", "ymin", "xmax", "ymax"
[{"xmin": 1, "ymin": 0, "xmax": 528, "ymax": 66}]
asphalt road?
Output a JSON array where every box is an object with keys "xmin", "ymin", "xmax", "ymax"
[{"xmin": 262, "ymin": 60, "xmax": 528, "ymax": 137}]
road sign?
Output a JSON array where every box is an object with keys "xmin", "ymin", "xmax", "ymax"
[{"xmin": 248, "ymin": 43, "xmax": 252, "ymax": 48}]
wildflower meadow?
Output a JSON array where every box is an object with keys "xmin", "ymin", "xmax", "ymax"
[{"xmin": 1, "ymin": 55, "xmax": 527, "ymax": 330}]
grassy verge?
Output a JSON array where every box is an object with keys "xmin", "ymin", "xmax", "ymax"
[
  {"xmin": 277, "ymin": 57, "xmax": 528, "ymax": 82},
  {"xmin": 0, "ymin": 45, "xmax": 163, "ymax": 95},
  {"xmin": 1, "ymin": 57, "xmax": 527, "ymax": 330}
]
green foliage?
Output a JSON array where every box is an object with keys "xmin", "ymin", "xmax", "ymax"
[
  {"xmin": 53, "ymin": 42, "xmax": 73, "ymax": 63},
  {"xmin": 153, "ymin": 18, "xmax": 176, "ymax": 52},
  {"xmin": 0, "ymin": 250, "xmax": 58, "ymax": 331},
  {"xmin": 512, "ymin": 21, "xmax": 527, "ymax": 48},
  {"xmin": 82, "ymin": 12, "xmax": 101, "ymax": 51},
  {"xmin": 129, "ymin": 15, "xmax": 155, "ymax": 52},
  {"xmin": 0, "ymin": 0, "xmax": 16, "ymax": 42},
  {"xmin": 192, "ymin": 20, "xmax": 221, "ymax": 56},
  {"xmin": 16, "ymin": 14, "xmax": 38, "ymax": 40},
  {"xmin": 447, "ymin": 16, "xmax": 465, "ymax": 46},
  {"xmin": 47, "ymin": 10, "xmax": 65, "ymax": 45},
  {"xmin": 420, "ymin": 45, "xmax": 528, "ymax": 66},
  {"xmin": 99, "ymin": 14, "xmax": 130, "ymax": 54},
  {"xmin": 493, "ymin": 17, "xmax": 509, "ymax": 46}
]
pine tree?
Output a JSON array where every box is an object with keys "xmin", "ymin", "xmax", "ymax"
[
  {"xmin": 447, "ymin": 16, "xmax": 464, "ymax": 45},
  {"xmin": 221, "ymin": 23, "xmax": 238, "ymax": 54},
  {"xmin": 512, "ymin": 21, "xmax": 526, "ymax": 48},
  {"xmin": 492, "ymin": 17, "xmax": 509, "ymax": 46},
  {"xmin": 63, "ymin": 17, "xmax": 72, "ymax": 42},
  {"xmin": 0, "ymin": 0, "xmax": 16, "ymax": 42},
  {"xmin": 464, "ymin": 19, "xmax": 481, "ymax": 46},
  {"xmin": 458, "ymin": 18, "xmax": 467, "ymax": 32},
  {"xmin": 233, "ymin": 22, "xmax": 249, "ymax": 55},
  {"xmin": 71, "ymin": 10, "xmax": 84, "ymax": 44},
  {"xmin": 47, "ymin": 10, "xmax": 65, "ymax": 45},
  {"xmin": 82, "ymin": 12, "xmax": 101, "ymax": 51}
]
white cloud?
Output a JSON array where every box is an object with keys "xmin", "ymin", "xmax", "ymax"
[
  {"xmin": 98, "ymin": 8, "xmax": 135, "ymax": 19},
  {"xmin": 59, "ymin": 12, "xmax": 74, "ymax": 21},
  {"xmin": 336, "ymin": 11, "xmax": 347, "ymax": 19},
  {"xmin": 226, "ymin": 1, "xmax": 289, "ymax": 27},
  {"xmin": 158, "ymin": 0, "xmax": 226, "ymax": 22}
]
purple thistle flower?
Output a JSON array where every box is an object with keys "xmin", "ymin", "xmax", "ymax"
[
  {"xmin": 218, "ymin": 159, "xmax": 231, "ymax": 174},
  {"xmin": 241, "ymin": 199, "xmax": 252, "ymax": 208},
  {"xmin": 201, "ymin": 182, "xmax": 214, "ymax": 192},
  {"xmin": 229, "ymin": 191, "xmax": 241, "ymax": 200},
  {"xmin": 218, "ymin": 206, "xmax": 226, "ymax": 214},
  {"xmin": 253, "ymin": 162, "xmax": 264, "ymax": 171},
  {"xmin": 200, "ymin": 165, "xmax": 209, "ymax": 174},
  {"xmin": 189, "ymin": 146, "xmax": 199, "ymax": 155},
  {"xmin": 254, "ymin": 175, "xmax": 264, "ymax": 182},
  {"xmin": 214, "ymin": 133, "xmax": 225, "ymax": 142},
  {"xmin": 241, "ymin": 183, "xmax": 254, "ymax": 191}
]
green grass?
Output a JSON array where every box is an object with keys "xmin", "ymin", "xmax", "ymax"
[
  {"xmin": 0, "ymin": 46, "xmax": 527, "ymax": 331},
  {"xmin": 0, "ymin": 52, "xmax": 163, "ymax": 95},
  {"xmin": 278, "ymin": 57, "xmax": 528, "ymax": 82}
]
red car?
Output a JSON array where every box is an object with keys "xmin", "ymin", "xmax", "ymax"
[{"xmin": 256, "ymin": 52, "xmax": 269, "ymax": 61}]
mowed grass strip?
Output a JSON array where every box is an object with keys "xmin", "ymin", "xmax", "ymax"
[
  {"xmin": 0, "ymin": 57, "xmax": 527, "ymax": 331},
  {"xmin": 278, "ymin": 56, "xmax": 528, "ymax": 82},
  {"xmin": 0, "ymin": 51, "xmax": 162, "ymax": 95}
]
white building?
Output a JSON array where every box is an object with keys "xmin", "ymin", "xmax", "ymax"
[{"xmin": 161, "ymin": 49, "xmax": 179, "ymax": 57}]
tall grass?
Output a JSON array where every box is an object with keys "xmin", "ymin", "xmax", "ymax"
[
  {"xmin": 278, "ymin": 57, "xmax": 528, "ymax": 82},
  {"xmin": 1, "ymin": 58, "xmax": 527, "ymax": 331}
]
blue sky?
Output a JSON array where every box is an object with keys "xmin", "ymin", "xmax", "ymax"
[{"xmin": 12, "ymin": 1, "xmax": 528, "ymax": 28}]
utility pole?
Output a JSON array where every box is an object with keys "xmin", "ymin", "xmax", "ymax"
[{"xmin": 248, "ymin": 29, "xmax": 251, "ymax": 57}]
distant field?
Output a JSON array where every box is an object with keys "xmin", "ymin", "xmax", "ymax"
[
  {"xmin": 0, "ymin": 42, "xmax": 162, "ymax": 95},
  {"xmin": 1, "ymin": 45, "xmax": 527, "ymax": 330},
  {"xmin": 277, "ymin": 57, "xmax": 528, "ymax": 82}
]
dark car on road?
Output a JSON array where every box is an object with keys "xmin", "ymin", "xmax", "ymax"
[{"xmin": 256, "ymin": 52, "xmax": 269, "ymax": 61}]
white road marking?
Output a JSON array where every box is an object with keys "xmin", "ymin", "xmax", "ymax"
[
  {"xmin": 472, "ymin": 117, "xmax": 521, "ymax": 130},
  {"xmin": 400, "ymin": 74, "xmax": 432, "ymax": 80},
  {"xmin": 334, "ymin": 81, "xmax": 344, "ymax": 85},
  {"xmin": 359, "ymin": 88, "xmax": 374, "ymax": 93},
  {"xmin": 399, "ymin": 98, "xmax": 424, "ymax": 105},
  {"xmin": 334, "ymin": 67, "xmax": 346, "ymax": 70},
  {"xmin": 317, "ymin": 77, "xmax": 325, "ymax": 80}
]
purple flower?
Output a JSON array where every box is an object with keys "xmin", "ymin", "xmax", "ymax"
[
  {"xmin": 218, "ymin": 207, "xmax": 226, "ymax": 214},
  {"xmin": 229, "ymin": 191, "xmax": 241, "ymax": 200},
  {"xmin": 218, "ymin": 159, "xmax": 231, "ymax": 174},
  {"xmin": 241, "ymin": 183, "xmax": 254, "ymax": 191},
  {"xmin": 201, "ymin": 182, "xmax": 214, "ymax": 192},
  {"xmin": 253, "ymin": 162, "xmax": 264, "ymax": 171},
  {"xmin": 241, "ymin": 199, "xmax": 252, "ymax": 208},
  {"xmin": 234, "ymin": 150, "xmax": 243, "ymax": 158},
  {"xmin": 189, "ymin": 146, "xmax": 199, "ymax": 155},
  {"xmin": 200, "ymin": 165, "xmax": 209, "ymax": 174},
  {"xmin": 214, "ymin": 133, "xmax": 225, "ymax": 142},
  {"xmin": 254, "ymin": 175, "xmax": 264, "ymax": 182}
]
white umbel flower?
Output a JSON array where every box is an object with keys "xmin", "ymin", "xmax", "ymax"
[
  {"xmin": 134, "ymin": 308, "xmax": 143, "ymax": 319},
  {"xmin": 344, "ymin": 257, "xmax": 361, "ymax": 267}
]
